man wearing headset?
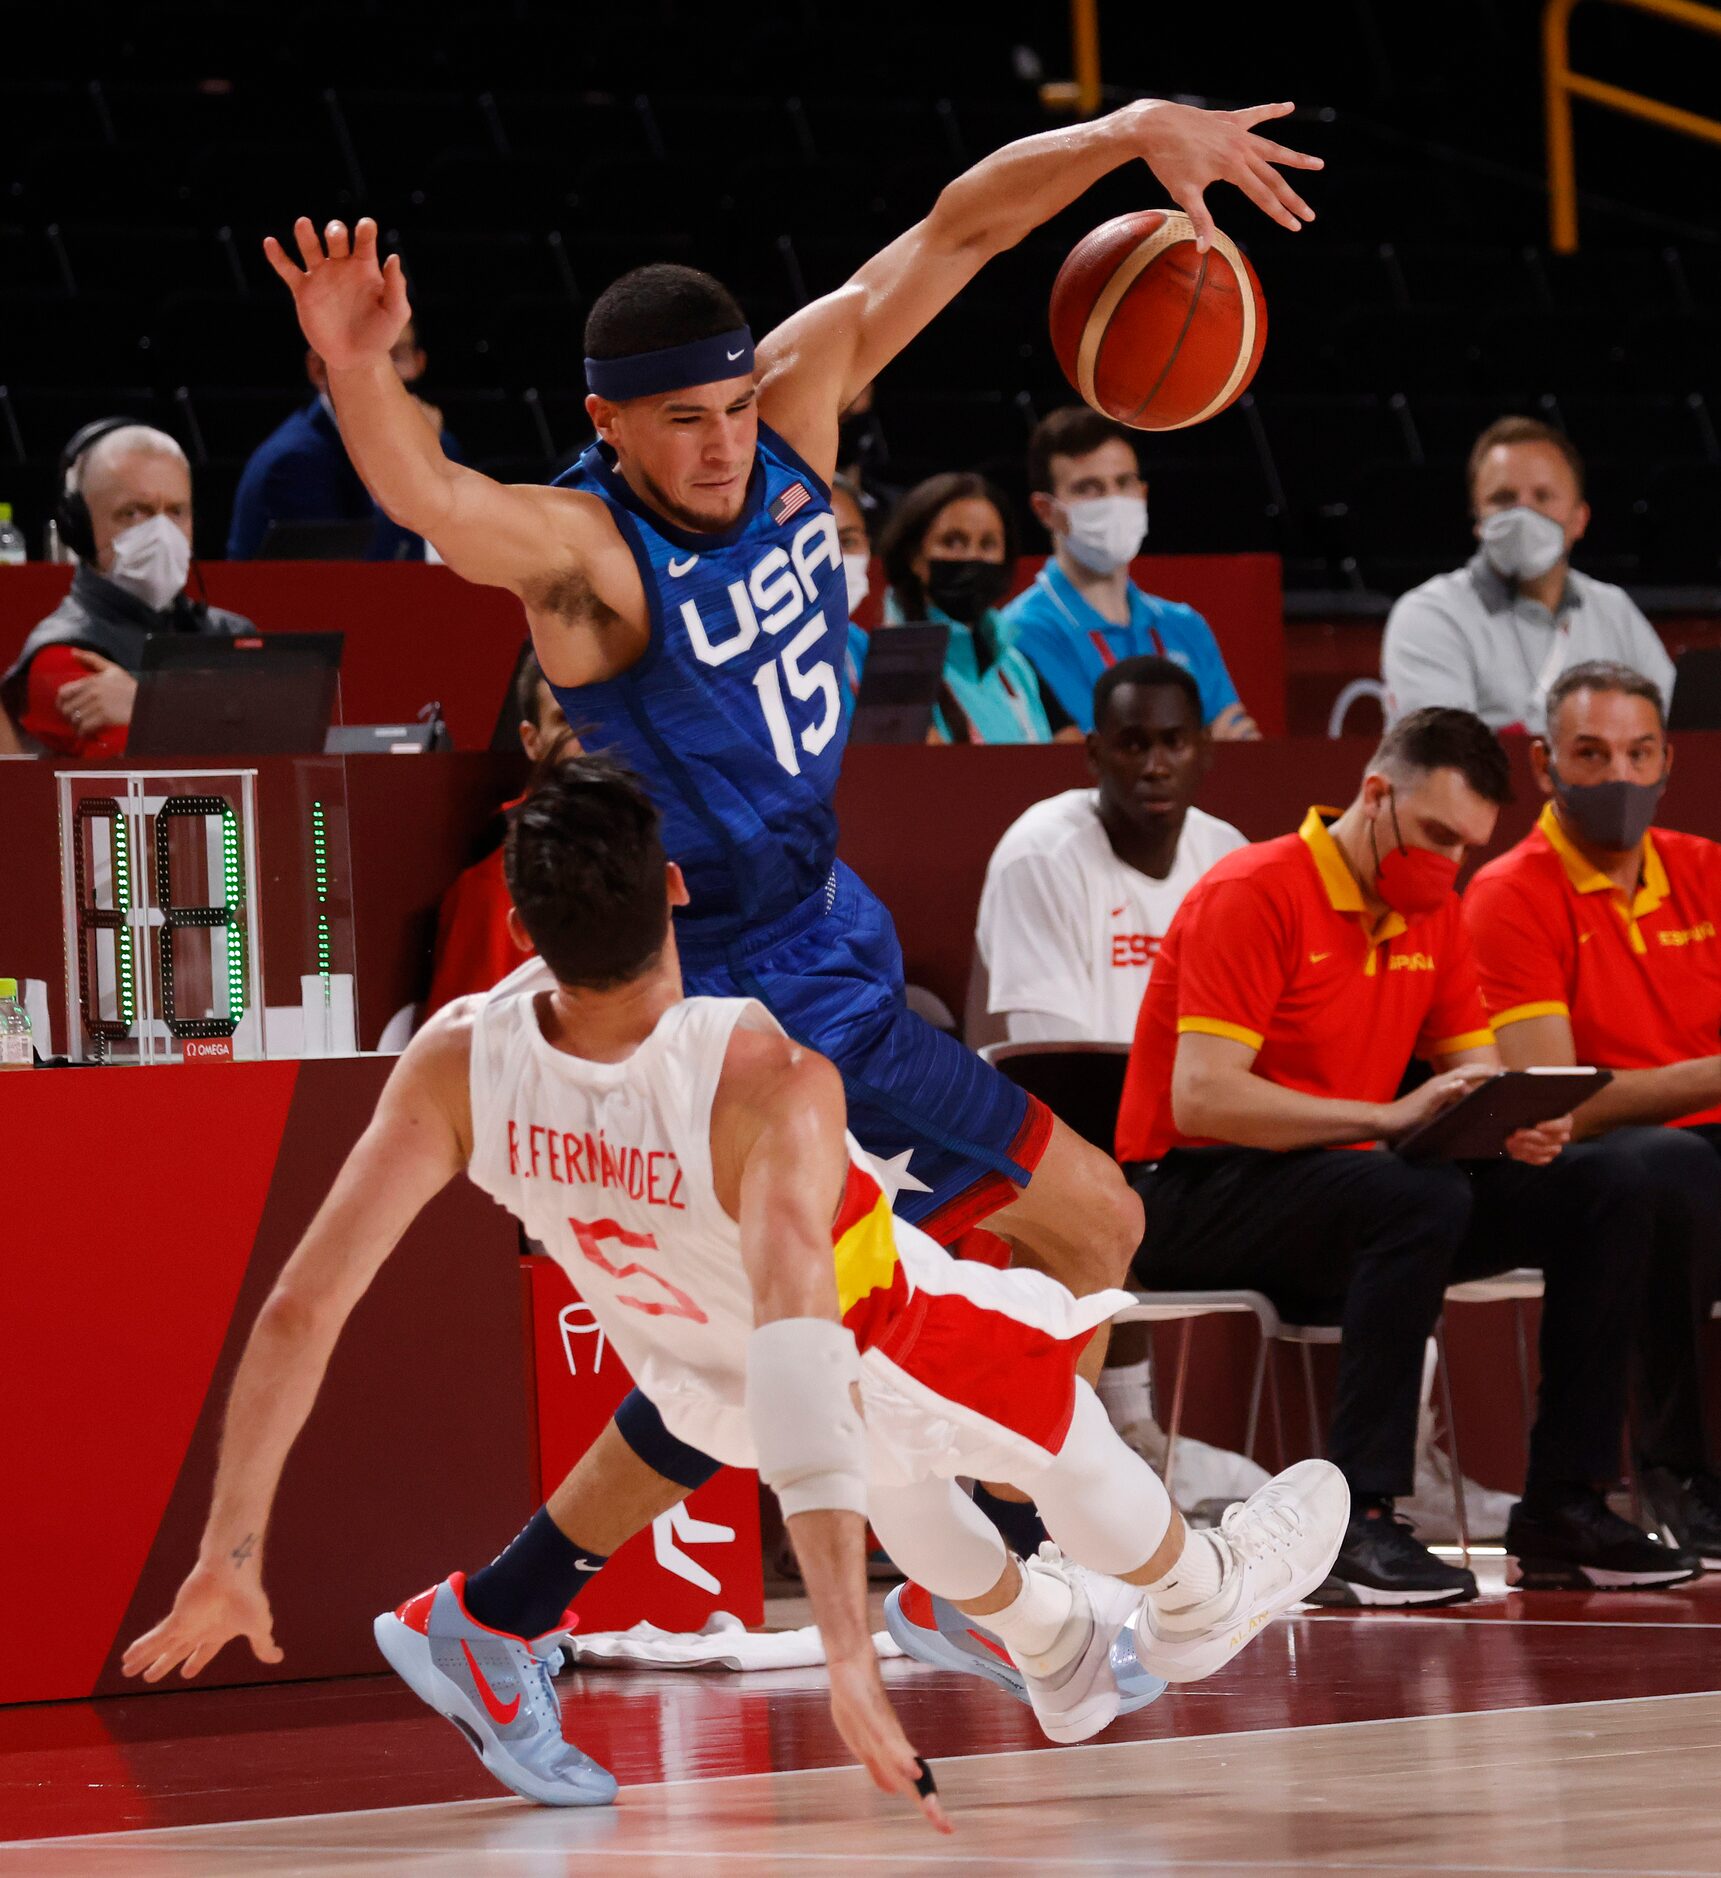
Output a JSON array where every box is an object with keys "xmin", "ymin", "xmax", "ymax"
[{"xmin": 0, "ymin": 420, "xmax": 254, "ymax": 757}]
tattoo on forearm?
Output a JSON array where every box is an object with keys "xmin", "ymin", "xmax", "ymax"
[{"xmin": 231, "ymin": 1533, "xmax": 256, "ymax": 1567}]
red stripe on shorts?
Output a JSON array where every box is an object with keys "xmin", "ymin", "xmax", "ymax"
[{"xmin": 917, "ymin": 1094, "xmax": 1058, "ymax": 1245}]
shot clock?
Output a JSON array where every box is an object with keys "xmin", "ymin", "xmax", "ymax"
[{"xmin": 54, "ymin": 766, "xmax": 356, "ymax": 1065}]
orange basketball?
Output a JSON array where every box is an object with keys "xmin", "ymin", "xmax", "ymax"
[{"xmin": 1049, "ymin": 209, "xmax": 1267, "ymax": 431}]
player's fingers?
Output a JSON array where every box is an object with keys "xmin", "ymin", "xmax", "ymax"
[
  {"xmin": 1253, "ymin": 156, "xmax": 1315, "ymax": 223},
  {"xmin": 249, "ymin": 1626, "xmax": 284, "ymax": 1665},
  {"xmin": 261, "ymin": 235, "xmax": 301, "ymax": 288},
  {"xmin": 292, "ymin": 216, "xmax": 324, "ymax": 270},
  {"xmin": 1234, "ymin": 163, "xmax": 1300, "ymax": 232},
  {"xmin": 323, "ymin": 219, "xmax": 350, "ymax": 260},
  {"xmin": 142, "ymin": 1647, "xmax": 185, "ymax": 1684},
  {"xmin": 382, "ymin": 252, "xmax": 410, "ymax": 318},
  {"xmin": 1176, "ymin": 185, "xmax": 1215, "ymax": 251},
  {"xmin": 1230, "ymin": 101, "xmax": 1296, "ymax": 128},
  {"xmin": 919, "ymin": 1791, "xmax": 956, "ymax": 1835},
  {"xmin": 354, "ymin": 216, "xmax": 379, "ymax": 262},
  {"xmin": 180, "ymin": 1641, "xmax": 218, "ymax": 1680},
  {"xmin": 1249, "ymin": 135, "xmax": 1324, "ymax": 172},
  {"xmin": 120, "ymin": 1631, "xmax": 163, "ymax": 1677}
]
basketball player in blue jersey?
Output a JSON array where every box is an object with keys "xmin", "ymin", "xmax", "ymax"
[{"xmin": 263, "ymin": 94, "xmax": 1321, "ymax": 1799}]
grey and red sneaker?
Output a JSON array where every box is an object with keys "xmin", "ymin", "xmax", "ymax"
[
  {"xmin": 884, "ymin": 1559, "xmax": 1167, "ymax": 1731},
  {"xmin": 373, "ymin": 1573, "xmax": 617, "ymax": 1807}
]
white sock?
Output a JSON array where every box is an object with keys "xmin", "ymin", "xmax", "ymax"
[
  {"xmin": 1095, "ymin": 1359, "xmax": 1152, "ymax": 1430},
  {"xmin": 980, "ymin": 1555, "xmax": 1077, "ymax": 1667},
  {"xmin": 1143, "ymin": 1528, "xmax": 1231, "ymax": 1628}
]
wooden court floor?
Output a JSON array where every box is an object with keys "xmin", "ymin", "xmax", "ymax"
[{"xmin": 7, "ymin": 1564, "xmax": 1721, "ymax": 1875}]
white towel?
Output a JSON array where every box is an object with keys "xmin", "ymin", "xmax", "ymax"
[{"xmin": 564, "ymin": 1611, "xmax": 904, "ymax": 1672}]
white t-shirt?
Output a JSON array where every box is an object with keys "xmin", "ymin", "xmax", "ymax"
[{"xmin": 975, "ymin": 791, "xmax": 1248, "ymax": 1044}]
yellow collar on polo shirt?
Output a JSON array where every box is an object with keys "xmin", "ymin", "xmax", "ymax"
[
  {"xmin": 1298, "ymin": 805, "xmax": 1408, "ymax": 947},
  {"xmin": 1538, "ymin": 801, "xmax": 1668, "ymax": 917}
]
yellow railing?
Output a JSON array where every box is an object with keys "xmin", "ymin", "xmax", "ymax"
[
  {"xmin": 1040, "ymin": 0, "xmax": 1102, "ymax": 116},
  {"xmin": 1545, "ymin": 0, "xmax": 1721, "ymax": 250}
]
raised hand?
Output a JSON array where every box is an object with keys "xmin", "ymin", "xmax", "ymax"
[
  {"xmin": 120, "ymin": 1557, "xmax": 283, "ymax": 1684},
  {"xmin": 263, "ymin": 216, "xmax": 411, "ymax": 370},
  {"xmin": 1135, "ymin": 100, "xmax": 1323, "ymax": 249}
]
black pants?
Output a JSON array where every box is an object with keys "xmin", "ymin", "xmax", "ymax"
[
  {"xmin": 1130, "ymin": 1138, "xmax": 1659, "ymax": 1501},
  {"xmin": 1621, "ymin": 1124, "xmax": 1721, "ymax": 1476}
]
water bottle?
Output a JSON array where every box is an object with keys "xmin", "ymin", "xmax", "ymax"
[
  {"xmin": 0, "ymin": 505, "xmax": 24, "ymax": 567},
  {"xmin": 0, "ymin": 979, "xmax": 32, "ymax": 1069}
]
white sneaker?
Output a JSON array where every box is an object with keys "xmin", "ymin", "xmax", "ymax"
[
  {"xmin": 1004, "ymin": 1546, "xmax": 1124, "ymax": 1745},
  {"xmin": 1132, "ymin": 1459, "xmax": 1349, "ymax": 1684}
]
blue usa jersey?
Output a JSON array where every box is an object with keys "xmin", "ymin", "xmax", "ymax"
[{"xmin": 550, "ymin": 425, "xmax": 850, "ymax": 941}]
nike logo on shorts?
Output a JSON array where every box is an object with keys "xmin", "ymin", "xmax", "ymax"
[
  {"xmin": 1309, "ymin": 951, "xmax": 1332, "ymax": 963},
  {"xmin": 459, "ymin": 1639, "xmax": 522, "ymax": 1725},
  {"xmin": 667, "ymin": 554, "xmax": 698, "ymax": 576}
]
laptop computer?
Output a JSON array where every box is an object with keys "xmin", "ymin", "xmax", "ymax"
[
  {"xmin": 849, "ymin": 623, "xmax": 950, "ymax": 746},
  {"xmin": 129, "ymin": 632, "xmax": 345, "ymax": 756}
]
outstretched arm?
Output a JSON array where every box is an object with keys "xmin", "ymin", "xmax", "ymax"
[
  {"xmin": 722, "ymin": 1040, "xmax": 949, "ymax": 1834},
  {"xmin": 121, "ymin": 1020, "xmax": 470, "ymax": 1682},
  {"xmin": 758, "ymin": 99, "xmax": 1321, "ymax": 468},
  {"xmin": 263, "ymin": 219, "xmax": 608, "ymax": 597}
]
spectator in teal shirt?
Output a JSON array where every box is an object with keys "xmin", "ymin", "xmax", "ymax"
[
  {"xmin": 1002, "ymin": 407, "xmax": 1258, "ymax": 740},
  {"xmin": 832, "ymin": 474, "xmax": 873, "ymax": 717},
  {"xmin": 875, "ymin": 472, "xmax": 1075, "ymax": 745}
]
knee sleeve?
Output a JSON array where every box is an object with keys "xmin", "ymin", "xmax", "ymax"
[
  {"xmin": 1019, "ymin": 1381, "xmax": 1173, "ymax": 1577},
  {"xmin": 612, "ymin": 1388, "xmax": 722, "ymax": 1492},
  {"xmin": 868, "ymin": 1477, "xmax": 1009, "ymax": 1602}
]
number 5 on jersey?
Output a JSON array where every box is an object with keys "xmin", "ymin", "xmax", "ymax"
[
  {"xmin": 752, "ymin": 616, "xmax": 839, "ymax": 777},
  {"xmin": 570, "ymin": 1216, "xmax": 710, "ymax": 1324}
]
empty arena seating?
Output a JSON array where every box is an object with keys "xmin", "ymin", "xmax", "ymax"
[{"xmin": 5, "ymin": 6, "xmax": 1721, "ymax": 596}]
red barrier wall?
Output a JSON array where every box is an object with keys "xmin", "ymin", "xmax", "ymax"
[
  {"xmin": 0, "ymin": 550, "xmax": 1285, "ymax": 743},
  {"xmin": 0, "ymin": 1058, "xmax": 534, "ymax": 1706}
]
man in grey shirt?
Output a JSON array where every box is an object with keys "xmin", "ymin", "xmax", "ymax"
[{"xmin": 1382, "ymin": 415, "xmax": 1673, "ymax": 735}]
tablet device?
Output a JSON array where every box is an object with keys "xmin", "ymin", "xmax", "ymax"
[
  {"xmin": 1395, "ymin": 1067, "xmax": 1613, "ymax": 1165},
  {"xmin": 850, "ymin": 622, "xmax": 949, "ymax": 746}
]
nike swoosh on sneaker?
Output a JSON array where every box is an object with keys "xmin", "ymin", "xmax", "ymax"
[
  {"xmin": 667, "ymin": 554, "xmax": 698, "ymax": 576},
  {"xmin": 460, "ymin": 1639, "xmax": 522, "ymax": 1725},
  {"xmin": 965, "ymin": 1627, "xmax": 1016, "ymax": 1666}
]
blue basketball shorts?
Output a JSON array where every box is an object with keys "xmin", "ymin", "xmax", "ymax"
[{"xmin": 677, "ymin": 861, "xmax": 1052, "ymax": 1241}]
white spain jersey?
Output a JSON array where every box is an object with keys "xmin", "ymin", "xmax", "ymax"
[{"xmin": 464, "ymin": 959, "xmax": 1127, "ymax": 1481}]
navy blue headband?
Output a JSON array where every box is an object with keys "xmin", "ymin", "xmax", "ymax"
[{"xmin": 585, "ymin": 327, "xmax": 755, "ymax": 401}]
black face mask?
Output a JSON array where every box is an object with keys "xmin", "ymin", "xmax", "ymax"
[
  {"xmin": 1550, "ymin": 765, "xmax": 1668, "ymax": 851},
  {"xmin": 923, "ymin": 557, "xmax": 1012, "ymax": 627}
]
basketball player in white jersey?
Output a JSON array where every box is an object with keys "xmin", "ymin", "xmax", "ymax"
[
  {"xmin": 975, "ymin": 655, "xmax": 1247, "ymax": 1045},
  {"xmin": 124, "ymin": 757, "xmax": 1346, "ymax": 1830}
]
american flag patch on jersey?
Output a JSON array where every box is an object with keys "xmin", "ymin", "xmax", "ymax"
[{"xmin": 769, "ymin": 481, "xmax": 812, "ymax": 525}]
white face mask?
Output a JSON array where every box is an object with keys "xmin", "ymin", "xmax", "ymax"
[
  {"xmin": 107, "ymin": 512, "xmax": 191, "ymax": 611},
  {"xmin": 1059, "ymin": 494, "xmax": 1148, "ymax": 576},
  {"xmin": 842, "ymin": 551, "xmax": 872, "ymax": 617},
  {"xmin": 1478, "ymin": 505, "xmax": 1566, "ymax": 583}
]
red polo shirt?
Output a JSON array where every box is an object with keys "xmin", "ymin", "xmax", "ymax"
[
  {"xmin": 1116, "ymin": 807, "xmax": 1494, "ymax": 1162},
  {"xmin": 1466, "ymin": 802, "xmax": 1721, "ymax": 1127}
]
